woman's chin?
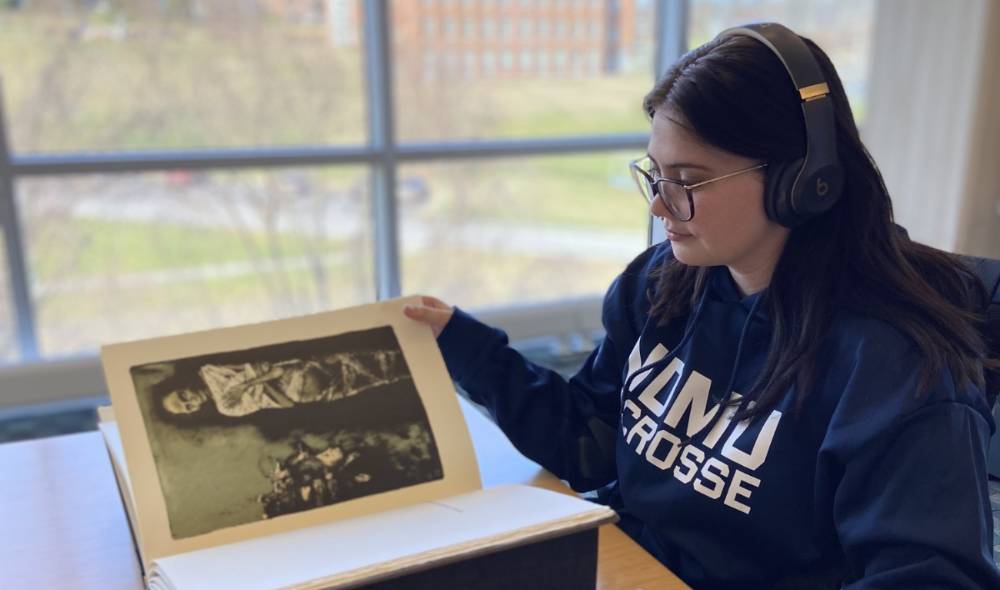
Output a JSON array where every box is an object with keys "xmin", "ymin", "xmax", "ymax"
[{"xmin": 668, "ymin": 240, "xmax": 705, "ymax": 266}]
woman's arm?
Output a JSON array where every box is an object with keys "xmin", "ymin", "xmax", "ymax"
[
  {"xmin": 431, "ymin": 245, "xmax": 663, "ymax": 492},
  {"xmin": 821, "ymin": 346, "xmax": 1000, "ymax": 588}
]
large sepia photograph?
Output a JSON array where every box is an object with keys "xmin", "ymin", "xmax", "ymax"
[{"xmin": 128, "ymin": 325, "xmax": 444, "ymax": 539}]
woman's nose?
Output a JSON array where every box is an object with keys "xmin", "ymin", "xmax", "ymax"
[{"xmin": 649, "ymin": 193, "xmax": 670, "ymax": 219}]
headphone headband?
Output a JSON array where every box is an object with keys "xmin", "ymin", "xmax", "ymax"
[{"xmin": 716, "ymin": 23, "xmax": 844, "ymax": 227}]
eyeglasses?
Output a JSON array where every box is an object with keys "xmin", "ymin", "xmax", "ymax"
[{"xmin": 628, "ymin": 157, "xmax": 767, "ymax": 221}]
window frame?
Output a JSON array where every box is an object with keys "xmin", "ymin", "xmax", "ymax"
[{"xmin": 0, "ymin": 0, "xmax": 687, "ymax": 375}]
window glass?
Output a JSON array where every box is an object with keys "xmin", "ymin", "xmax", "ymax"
[
  {"xmin": 399, "ymin": 152, "xmax": 648, "ymax": 307},
  {"xmin": 0, "ymin": 1, "xmax": 367, "ymax": 153},
  {"xmin": 392, "ymin": 0, "xmax": 657, "ymax": 141},
  {"xmin": 16, "ymin": 167, "xmax": 372, "ymax": 356}
]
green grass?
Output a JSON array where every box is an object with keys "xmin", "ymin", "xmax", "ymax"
[
  {"xmin": 406, "ymin": 152, "xmax": 649, "ymax": 231},
  {"xmin": 33, "ymin": 239, "xmax": 636, "ymax": 356},
  {"xmin": 401, "ymin": 245, "xmax": 631, "ymax": 309},
  {"xmin": 29, "ymin": 217, "xmax": 355, "ymax": 279},
  {"xmin": 35, "ymin": 257, "xmax": 374, "ymax": 355}
]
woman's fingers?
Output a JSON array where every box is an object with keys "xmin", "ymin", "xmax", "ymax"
[
  {"xmin": 402, "ymin": 303, "xmax": 450, "ymax": 322},
  {"xmin": 419, "ymin": 295, "xmax": 450, "ymax": 310},
  {"xmin": 403, "ymin": 295, "xmax": 455, "ymax": 338}
]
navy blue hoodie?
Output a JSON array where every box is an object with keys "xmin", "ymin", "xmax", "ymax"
[{"xmin": 437, "ymin": 241, "xmax": 1000, "ymax": 589}]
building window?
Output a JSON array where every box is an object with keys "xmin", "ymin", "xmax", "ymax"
[
  {"xmin": 519, "ymin": 49, "xmax": 534, "ymax": 71},
  {"xmin": 501, "ymin": 17, "xmax": 513, "ymax": 37},
  {"xmin": 537, "ymin": 50, "xmax": 550, "ymax": 74},
  {"xmin": 520, "ymin": 17, "xmax": 533, "ymax": 37},
  {"xmin": 482, "ymin": 51, "xmax": 497, "ymax": 75},
  {"xmin": 501, "ymin": 50, "xmax": 515, "ymax": 71},
  {"xmin": 423, "ymin": 16, "xmax": 437, "ymax": 37}
]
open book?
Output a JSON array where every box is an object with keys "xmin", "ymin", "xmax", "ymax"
[{"xmin": 99, "ymin": 295, "xmax": 617, "ymax": 590}]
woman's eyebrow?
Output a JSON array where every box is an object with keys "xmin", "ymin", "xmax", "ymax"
[
  {"xmin": 667, "ymin": 162, "xmax": 710, "ymax": 171},
  {"xmin": 644, "ymin": 154, "xmax": 710, "ymax": 171}
]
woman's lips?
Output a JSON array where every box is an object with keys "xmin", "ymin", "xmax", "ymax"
[{"xmin": 666, "ymin": 228, "xmax": 692, "ymax": 241}]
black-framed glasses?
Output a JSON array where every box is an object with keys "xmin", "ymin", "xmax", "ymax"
[{"xmin": 628, "ymin": 157, "xmax": 768, "ymax": 221}]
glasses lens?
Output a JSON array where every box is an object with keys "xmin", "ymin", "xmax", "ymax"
[
  {"xmin": 658, "ymin": 180, "xmax": 692, "ymax": 221},
  {"xmin": 629, "ymin": 163, "xmax": 655, "ymax": 204}
]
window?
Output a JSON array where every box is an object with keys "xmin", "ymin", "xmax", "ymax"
[
  {"xmin": 0, "ymin": 233, "xmax": 15, "ymax": 362},
  {"xmin": 520, "ymin": 17, "xmax": 534, "ymax": 37},
  {"xmin": 445, "ymin": 53, "xmax": 460, "ymax": 75},
  {"xmin": 15, "ymin": 170, "xmax": 372, "ymax": 357},
  {"xmin": 555, "ymin": 49, "xmax": 569, "ymax": 70},
  {"xmin": 501, "ymin": 50, "xmax": 515, "ymax": 71},
  {"xmin": 537, "ymin": 50, "xmax": 550, "ymax": 74},
  {"xmin": 500, "ymin": 17, "xmax": 513, "ymax": 37},
  {"xmin": 482, "ymin": 51, "xmax": 497, "ymax": 75},
  {"xmin": 688, "ymin": 0, "xmax": 876, "ymax": 125},
  {"xmin": 0, "ymin": 0, "xmax": 877, "ymax": 380},
  {"xmin": 464, "ymin": 51, "xmax": 478, "ymax": 77},
  {"xmin": 394, "ymin": 1, "xmax": 654, "ymax": 140},
  {"xmin": 520, "ymin": 49, "xmax": 534, "ymax": 71},
  {"xmin": 0, "ymin": 2, "xmax": 366, "ymax": 153},
  {"xmin": 399, "ymin": 154, "xmax": 647, "ymax": 308},
  {"xmin": 424, "ymin": 51, "xmax": 439, "ymax": 81}
]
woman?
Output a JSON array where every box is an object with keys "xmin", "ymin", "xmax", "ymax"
[
  {"xmin": 403, "ymin": 23, "xmax": 1000, "ymax": 589},
  {"xmin": 160, "ymin": 350, "xmax": 407, "ymax": 418}
]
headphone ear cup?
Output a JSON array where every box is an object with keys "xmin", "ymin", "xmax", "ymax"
[{"xmin": 764, "ymin": 159, "xmax": 802, "ymax": 227}]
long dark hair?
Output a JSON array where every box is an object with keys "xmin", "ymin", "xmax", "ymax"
[{"xmin": 643, "ymin": 31, "xmax": 998, "ymax": 421}]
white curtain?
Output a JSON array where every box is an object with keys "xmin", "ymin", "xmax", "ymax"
[{"xmin": 864, "ymin": 0, "xmax": 1000, "ymax": 258}]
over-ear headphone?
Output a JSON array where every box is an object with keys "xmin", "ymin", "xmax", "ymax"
[{"xmin": 716, "ymin": 23, "xmax": 845, "ymax": 228}]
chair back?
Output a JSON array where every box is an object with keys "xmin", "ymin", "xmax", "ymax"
[{"xmin": 959, "ymin": 255, "xmax": 1000, "ymax": 408}]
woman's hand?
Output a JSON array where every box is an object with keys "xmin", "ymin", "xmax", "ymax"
[{"xmin": 403, "ymin": 295, "xmax": 455, "ymax": 338}]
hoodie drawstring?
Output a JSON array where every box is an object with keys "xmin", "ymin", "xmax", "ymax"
[
  {"xmin": 623, "ymin": 285, "xmax": 711, "ymax": 395},
  {"xmin": 622, "ymin": 284, "xmax": 765, "ymax": 445},
  {"xmin": 715, "ymin": 293, "xmax": 764, "ymax": 407}
]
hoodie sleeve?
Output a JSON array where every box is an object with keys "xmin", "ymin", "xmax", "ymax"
[
  {"xmin": 435, "ymin": 244, "xmax": 664, "ymax": 492},
  {"xmin": 819, "ymin": 326, "xmax": 1000, "ymax": 588}
]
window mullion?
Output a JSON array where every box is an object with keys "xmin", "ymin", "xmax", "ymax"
[
  {"xmin": 363, "ymin": 0, "xmax": 401, "ymax": 301},
  {"xmin": 0, "ymin": 82, "xmax": 39, "ymax": 360},
  {"xmin": 655, "ymin": 0, "xmax": 689, "ymax": 80},
  {"xmin": 649, "ymin": 0, "xmax": 689, "ymax": 245}
]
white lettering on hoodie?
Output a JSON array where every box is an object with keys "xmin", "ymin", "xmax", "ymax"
[{"xmin": 620, "ymin": 339, "xmax": 783, "ymax": 515}]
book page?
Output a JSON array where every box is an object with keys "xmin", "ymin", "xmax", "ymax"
[
  {"xmin": 101, "ymin": 295, "xmax": 481, "ymax": 565},
  {"xmin": 98, "ymin": 419, "xmax": 148, "ymax": 569},
  {"xmin": 150, "ymin": 484, "xmax": 617, "ymax": 590}
]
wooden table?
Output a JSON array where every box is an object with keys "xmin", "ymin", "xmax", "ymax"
[{"xmin": 0, "ymin": 400, "xmax": 689, "ymax": 589}]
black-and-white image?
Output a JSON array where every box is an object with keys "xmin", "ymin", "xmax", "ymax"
[{"xmin": 129, "ymin": 326, "xmax": 443, "ymax": 539}]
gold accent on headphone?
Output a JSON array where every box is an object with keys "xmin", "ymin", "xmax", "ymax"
[{"xmin": 799, "ymin": 82, "xmax": 830, "ymax": 102}]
